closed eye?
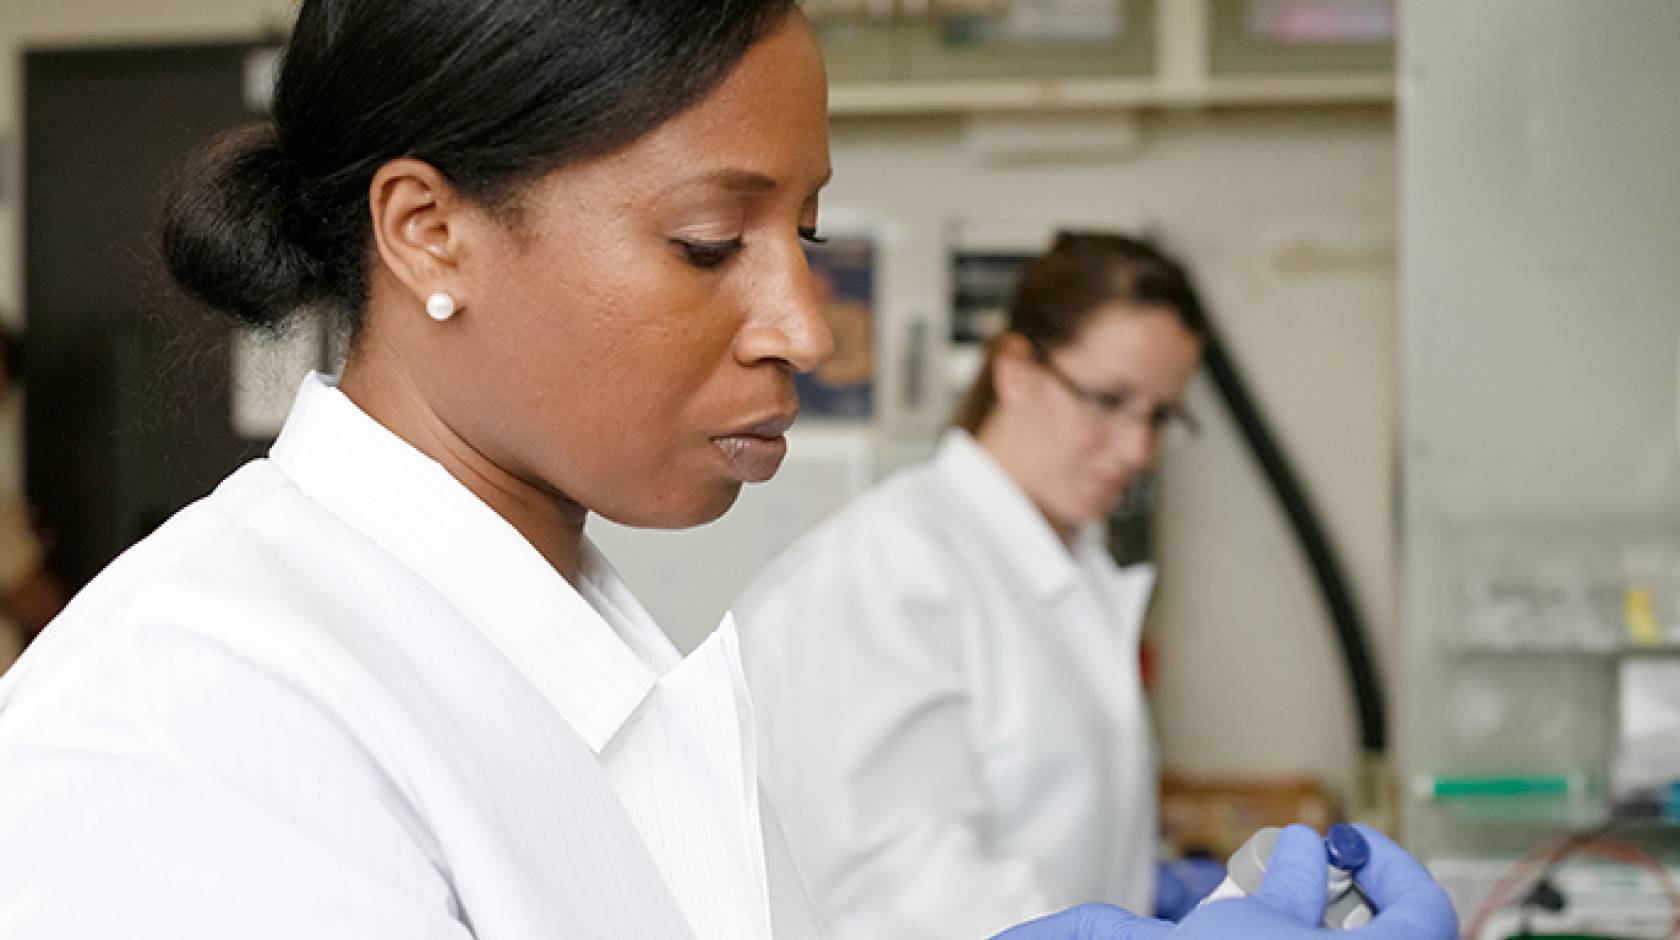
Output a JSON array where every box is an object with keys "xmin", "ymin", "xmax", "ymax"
[
  {"xmin": 1089, "ymin": 390, "xmax": 1130, "ymax": 413},
  {"xmin": 673, "ymin": 237, "xmax": 744, "ymax": 269},
  {"xmin": 1094, "ymin": 392, "xmax": 1184, "ymax": 430}
]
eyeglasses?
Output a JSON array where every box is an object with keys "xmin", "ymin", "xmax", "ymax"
[{"xmin": 1031, "ymin": 345, "xmax": 1200, "ymax": 437}]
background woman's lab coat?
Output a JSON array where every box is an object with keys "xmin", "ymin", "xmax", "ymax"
[
  {"xmin": 0, "ymin": 375, "xmax": 822, "ymax": 940},
  {"xmin": 735, "ymin": 429, "xmax": 1159, "ymax": 940}
]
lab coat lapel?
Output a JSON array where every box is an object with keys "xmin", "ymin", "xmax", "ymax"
[
  {"xmin": 933, "ymin": 430, "xmax": 1080, "ymax": 601},
  {"xmin": 268, "ymin": 376, "xmax": 713, "ymax": 938},
  {"xmin": 270, "ymin": 376, "xmax": 799, "ymax": 940},
  {"xmin": 1087, "ymin": 547, "xmax": 1157, "ymax": 652},
  {"xmin": 1056, "ymin": 534, "xmax": 1155, "ymax": 724},
  {"xmin": 606, "ymin": 616, "xmax": 775, "ymax": 940},
  {"xmin": 934, "ymin": 429, "xmax": 1153, "ymax": 730},
  {"xmin": 931, "ymin": 429, "xmax": 1160, "ymax": 909},
  {"xmin": 271, "ymin": 374, "xmax": 660, "ymax": 754}
]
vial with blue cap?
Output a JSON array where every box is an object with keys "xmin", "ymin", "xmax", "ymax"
[{"xmin": 1198, "ymin": 823, "xmax": 1377, "ymax": 929}]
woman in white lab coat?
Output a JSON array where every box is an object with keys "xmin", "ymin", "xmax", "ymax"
[
  {"xmin": 734, "ymin": 233, "xmax": 1210, "ymax": 939},
  {"xmin": 0, "ymin": 0, "xmax": 1457, "ymax": 937},
  {"xmin": 0, "ymin": 3, "xmax": 833, "ymax": 936}
]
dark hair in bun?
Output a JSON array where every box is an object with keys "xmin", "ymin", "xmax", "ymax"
[
  {"xmin": 162, "ymin": 0, "xmax": 796, "ymax": 332},
  {"xmin": 162, "ymin": 124, "xmax": 322, "ymax": 330}
]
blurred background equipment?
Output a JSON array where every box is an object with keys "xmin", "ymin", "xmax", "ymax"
[
  {"xmin": 1159, "ymin": 773, "xmax": 1334, "ymax": 863},
  {"xmin": 1398, "ymin": 1, "xmax": 1680, "ymax": 936}
]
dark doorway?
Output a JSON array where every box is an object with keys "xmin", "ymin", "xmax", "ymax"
[{"xmin": 24, "ymin": 43, "xmax": 274, "ymax": 591}]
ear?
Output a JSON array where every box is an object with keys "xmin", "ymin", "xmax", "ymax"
[
  {"xmin": 368, "ymin": 158, "xmax": 469, "ymax": 313},
  {"xmin": 990, "ymin": 332, "xmax": 1040, "ymax": 408}
]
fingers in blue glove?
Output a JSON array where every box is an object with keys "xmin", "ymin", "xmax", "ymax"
[
  {"xmin": 988, "ymin": 826, "xmax": 1458, "ymax": 940},
  {"xmin": 1251, "ymin": 824, "xmax": 1331, "ymax": 924},
  {"xmin": 1343, "ymin": 825, "xmax": 1459, "ymax": 940}
]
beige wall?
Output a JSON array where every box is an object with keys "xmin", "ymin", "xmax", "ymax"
[{"xmin": 1, "ymin": 2, "xmax": 1398, "ymax": 800}]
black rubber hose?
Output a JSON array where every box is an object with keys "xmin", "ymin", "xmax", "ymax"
[{"xmin": 1199, "ymin": 328, "xmax": 1388, "ymax": 755}]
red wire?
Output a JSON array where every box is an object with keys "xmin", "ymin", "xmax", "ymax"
[
  {"xmin": 1464, "ymin": 836, "xmax": 1571, "ymax": 940},
  {"xmin": 1463, "ymin": 835, "xmax": 1680, "ymax": 940}
]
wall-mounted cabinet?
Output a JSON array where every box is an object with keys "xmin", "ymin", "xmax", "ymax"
[
  {"xmin": 816, "ymin": 0, "xmax": 1394, "ymax": 114},
  {"xmin": 1206, "ymin": 0, "xmax": 1392, "ymax": 75},
  {"xmin": 815, "ymin": 0, "xmax": 1155, "ymax": 83}
]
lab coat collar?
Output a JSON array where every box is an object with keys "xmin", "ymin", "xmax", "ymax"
[
  {"xmin": 933, "ymin": 428, "xmax": 1086, "ymax": 600},
  {"xmin": 269, "ymin": 373, "xmax": 661, "ymax": 755}
]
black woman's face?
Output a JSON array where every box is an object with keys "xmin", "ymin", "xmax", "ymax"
[{"xmin": 436, "ymin": 13, "xmax": 834, "ymax": 528}]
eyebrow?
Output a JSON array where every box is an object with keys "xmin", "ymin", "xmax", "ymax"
[
  {"xmin": 699, "ymin": 169, "xmax": 778, "ymax": 193},
  {"xmin": 667, "ymin": 167, "xmax": 834, "ymax": 198}
]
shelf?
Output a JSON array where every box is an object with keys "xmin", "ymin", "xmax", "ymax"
[
  {"xmin": 1448, "ymin": 641, "xmax": 1680, "ymax": 658},
  {"xmin": 828, "ymin": 71, "xmax": 1392, "ymax": 114}
]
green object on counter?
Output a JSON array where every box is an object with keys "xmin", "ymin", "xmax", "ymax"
[{"xmin": 1429, "ymin": 775, "xmax": 1575, "ymax": 799}]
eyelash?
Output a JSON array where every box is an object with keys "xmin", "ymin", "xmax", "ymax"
[
  {"xmin": 676, "ymin": 238, "xmax": 744, "ymax": 270},
  {"xmin": 674, "ymin": 227, "xmax": 828, "ymax": 271}
]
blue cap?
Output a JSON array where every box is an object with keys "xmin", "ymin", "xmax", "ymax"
[{"xmin": 1325, "ymin": 823, "xmax": 1370, "ymax": 872}]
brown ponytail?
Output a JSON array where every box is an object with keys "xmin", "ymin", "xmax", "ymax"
[{"xmin": 952, "ymin": 338, "xmax": 1002, "ymax": 435}]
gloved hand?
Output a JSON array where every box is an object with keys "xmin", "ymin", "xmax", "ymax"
[{"xmin": 989, "ymin": 825, "xmax": 1458, "ymax": 940}]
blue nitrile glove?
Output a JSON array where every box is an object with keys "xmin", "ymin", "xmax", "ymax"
[
  {"xmin": 1154, "ymin": 856, "xmax": 1227, "ymax": 922},
  {"xmin": 989, "ymin": 825, "xmax": 1458, "ymax": 940}
]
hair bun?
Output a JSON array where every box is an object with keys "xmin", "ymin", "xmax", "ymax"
[{"xmin": 160, "ymin": 123, "xmax": 324, "ymax": 329}]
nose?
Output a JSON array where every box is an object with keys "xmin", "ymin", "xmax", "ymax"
[
  {"xmin": 734, "ymin": 236, "xmax": 835, "ymax": 374},
  {"xmin": 1112, "ymin": 417, "xmax": 1160, "ymax": 476}
]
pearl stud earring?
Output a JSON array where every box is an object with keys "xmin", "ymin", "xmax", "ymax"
[{"xmin": 425, "ymin": 291, "xmax": 458, "ymax": 322}]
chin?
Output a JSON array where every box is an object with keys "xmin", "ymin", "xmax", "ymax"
[
  {"xmin": 673, "ymin": 483, "xmax": 744, "ymax": 529},
  {"xmin": 1090, "ymin": 485, "xmax": 1132, "ymax": 519},
  {"xmin": 601, "ymin": 480, "xmax": 744, "ymax": 531}
]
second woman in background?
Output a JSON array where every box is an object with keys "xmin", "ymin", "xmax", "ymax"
[{"xmin": 735, "ymin": 232, "xmax": 1208, "ymax": 940}]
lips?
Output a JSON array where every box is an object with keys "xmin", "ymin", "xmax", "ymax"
[
  {"xmin": 712, "ymin": 412, "xmax": 797, "ymax": 484},
  {"xmin": 1095, "ymin": 474, "xmax": 1130, "ymax": 495},
  {"xmin": 726, "ymin": 413, "xmax": 798, "ymax": 440},
  {"xmin": 1092, "ymin": 471, "xmax": 1135, "ymax": 507}
]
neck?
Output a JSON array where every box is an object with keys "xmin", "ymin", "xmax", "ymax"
[
  {"xmin": 338, "ymin": 353, "xmax": 588, "ymax": 583},
  {"xmin": 973, "ymin": 419, "xmax": 1078, "ymax": 547}
]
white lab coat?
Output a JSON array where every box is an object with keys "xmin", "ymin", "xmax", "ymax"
[
  {"xmin": 735, "ymin": 429, "xmax": 1158, "ymax": 940},
  {"xmin": 0, "ymin": 374, "xmax": 823, "ymax": 940}
]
